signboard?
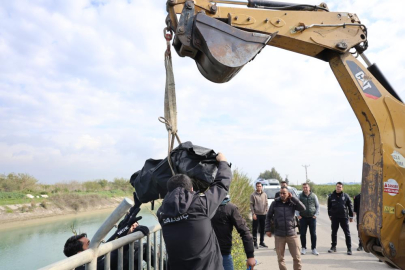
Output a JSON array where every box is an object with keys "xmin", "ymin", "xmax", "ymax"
[
  {"xmin": 384, "ymin": 179, "xmax": 399, "ymax": 196},
  {"xmin": 391, "ymin": 151, "xmax": 405, "ymax": 168}
]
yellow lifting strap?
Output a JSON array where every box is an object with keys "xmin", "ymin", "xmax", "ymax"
[{"xmin": 159, "ymin": 27, "xmax": 181, "ymax": 176}]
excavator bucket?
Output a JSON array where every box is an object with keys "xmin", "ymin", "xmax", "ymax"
[
  {"xmin": 192, "ymin": 14, "xmax": 274, "ymax": 83},
  {"xmin": 173, "ymin": 11, "xmax": 275, "ymax": 83}
]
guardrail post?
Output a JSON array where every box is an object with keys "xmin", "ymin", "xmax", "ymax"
[
  {"xmin": 147, "ymin": 233, "xmax": 151, "ymax": 270},
  {"xmin": 153, "ymin": 232, "xmax": 157, "ymax": 270},
  {"xmin": 104, "ymin": 252, "xmax": 110, "ymax": 270},
  {"xmin": 138, "ymin": 237, "xmax": 143, "ymax": 269},
  {"xmin": 159, "ymin": 231, "xmax": 164, "ymax": 270},
  {"xmin": 129, "ymin": 242, "xmax": 134, "ymax": 270}
]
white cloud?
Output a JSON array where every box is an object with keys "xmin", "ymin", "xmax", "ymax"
[{"xmin": 0, "ymin": 0, "xmax": 403, "ymax": 185}]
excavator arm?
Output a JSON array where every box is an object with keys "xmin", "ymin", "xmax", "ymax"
[{"xmin": 166, "ymin": 0, "xmax": 405, "ymax": 268}]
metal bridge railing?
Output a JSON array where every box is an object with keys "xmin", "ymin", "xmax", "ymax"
[{"xmin": 39, "ymin": 198, "xmax": 165, "ymax": 270}]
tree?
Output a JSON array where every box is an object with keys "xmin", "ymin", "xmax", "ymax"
[
  {"xmin": 111, "ymin": 177, "xmax": 133, "ymax": 192},
  {"xmin": 258, "ymin": 167, "xmax": 283, "ymax": 182},
  {"xmin": 0, "ymin": 173, "xmax": 38, "ymax": 192},
  {"xmin": 306, "ymin": 179, "xmax": 316, "ymax": 193}
]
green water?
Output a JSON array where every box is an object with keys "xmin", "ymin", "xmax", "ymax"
[{"xmin": 0, "ymin": 209, "xmax": 158, "ymax": 270}]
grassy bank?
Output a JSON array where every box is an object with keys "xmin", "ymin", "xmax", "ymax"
[
  {"xmin": 0, "ymin": 190, "xmax": 133, "ymax": 207},
  {"xmin": 0, "ymin": 173, "xmax": 134, "ymax": 210},
  {"xmin": 229, "ymin": 169, "xmax": 255, "ymax": 270}
]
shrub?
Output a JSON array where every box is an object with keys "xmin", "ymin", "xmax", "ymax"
[
  {"xmin": 229, "ymin": 169, "xmax": 254, "ymax": 220},
  {"xmin": 40, "ymin": 200, "xmax": 48, "ymax": 209},
  {"xmin": 229, "ymin": 169, "xmax": 255, "ymax": 268},
  {"xmin": 231, "ymin": 229, "xmax": 247, "ymax": 270},
  {"xmin": 111, "ymin": 178, "xmax": 133, "ymax": 193},
  {"xmin": 0, "ymin": 173, "xmax": 38, "ymax": 192}
]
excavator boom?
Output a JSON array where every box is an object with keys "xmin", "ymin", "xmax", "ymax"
[{"xmin": 166, "ymin": 1, "xmax": 405, "ymax": 268}]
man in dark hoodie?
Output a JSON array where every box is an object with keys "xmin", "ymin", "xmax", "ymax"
[
  {"xmin": 157, "ymin": 152, "xmax": 231, "ymax": 270},
  {"xmin": 327, "ymin": 182, "xmax": 354, "ymax": 255},
  {"xmin": 212, "ymin": 195, "xmax": 256, "ymax": 270}
]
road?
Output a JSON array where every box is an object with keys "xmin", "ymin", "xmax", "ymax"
[{"xmin": 253, "ymin": 205, "xmax": 391, "ymax": 270}]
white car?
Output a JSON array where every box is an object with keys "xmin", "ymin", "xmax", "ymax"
[
  {"xmin": 263, "ymin": 186, "xmax": 281, "ymax": 207},
  {"xmin": 255, "ymin": 178, "xmax": 281, "ymax": 187},
  {"xmin": 263, "ymin": 186, "xmax": 299, "ymax": 208}
]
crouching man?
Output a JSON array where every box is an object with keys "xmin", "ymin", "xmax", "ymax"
[{"xmin": 63, "ymin": 222, "xmax": 150, "ymax": 270}]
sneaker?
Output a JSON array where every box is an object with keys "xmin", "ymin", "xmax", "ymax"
[
  {"xmin": 357, "ymin": 246, "xmax": 363, "ymax": 251},
  {"xmin": 254, "ymin": 242, "xmax": 259, "ymax": 249},
  {"xmin": 328, "ymin": 247, "xmax": 336, "ymax": 253},
  {"xmin": 312, "ymin": 248, "xmax": 319, "ymax": 255},
  {"xmin": 301, "ymin": 248, "xmax": 306, "ymax": 255},
  {"xmin": 259, "ymin": 243, "xmax": 268, "ymax": 248},
  {"xmin": 347, "ymin": 248, "xmax": 352, "ymax": 255}
]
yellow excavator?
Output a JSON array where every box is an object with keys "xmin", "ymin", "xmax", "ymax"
[{"xmin": 165, "ymin": 0, "xmax": 405, "ymax": 268}]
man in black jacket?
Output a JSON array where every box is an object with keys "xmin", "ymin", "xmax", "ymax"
[
  {"xmin": 327, "ymin": 182, "xmax": 354, "ymax": 255},
  {"xmin": 212, "ymin": 195, "xmax": 256, "ymax": 270},
  {"xmin": 157, "ymin": 152, "xmax": 232, "ymax": 270},
  {"xmin": 265, "ymin": 187, "xmax": 306, "ymax": 270}
]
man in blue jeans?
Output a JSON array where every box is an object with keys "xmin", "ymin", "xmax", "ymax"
[
  {"xmin": 212, "ymin": 195, "xmax": 256, "ymax": 270},
  {"xmin": 297, "ymin": 183, "xmax": 320, "ymax": 255}
]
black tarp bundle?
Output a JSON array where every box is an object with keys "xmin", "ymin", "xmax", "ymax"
[{"xmin": 130, "ymin": 141, "xmax": 219, "ymax": 203}]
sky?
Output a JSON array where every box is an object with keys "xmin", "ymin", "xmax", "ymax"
[{"xmin": 0, "ymin": 0, "xmax": 404, "ymax": 185}]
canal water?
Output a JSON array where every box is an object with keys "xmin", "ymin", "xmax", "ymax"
[{"xmin": 0, "ymin": 208, "xmax": 158, "ymax": 270}]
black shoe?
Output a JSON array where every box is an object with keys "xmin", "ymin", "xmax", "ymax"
[
  {"xmin": 347, "ymin": 248, "xmax": 352, "ymax": 255},
  {"xmin": 328, "ymin": 247, "xmax": 336, "ymax": 253},
  {"xmin": 357, "ymin": 246, "xmax": 363, "ymax": 251},
  {"xmin": 254, "ymin": 242, "xmax": 259, "ymax": 249},
  {"xmin": 259, "ymin": 243, "xmax": 268, "ymax": 248}
]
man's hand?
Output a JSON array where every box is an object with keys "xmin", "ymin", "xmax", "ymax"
[
  {"xmin": 253, "ymin": 214, "xmax": 257, "ymax": 220},
  {"xmin": 313, "ymin": 216, "xmax": 316, "ymax": 219},
  {"xmin": 246, "ymin": 258, "xmax": 256, "ymax": 269},
  {"xmin": 298, "ymin": 215, "xmax": 302, "ymax": 220},
  {"xmin": 127, "ymin": 222, "xmax": 139, "ymax": 234},
  {"xmin": 216, "ymin": 152, "xmax": 227, "ymax": 162},
  {"xmin": 349, "ymin": 218, "xmax": 353, "ymax": 222},
  {"xmin": 266, "ymin": 231, "xmax": 272, "ymax": 237}
]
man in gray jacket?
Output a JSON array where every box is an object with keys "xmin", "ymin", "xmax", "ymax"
[
  {"xmin": 265, "ymin": 187, "xmax": 306, "ymax": 270},
  {"xmin": 250, "ymin": 182, "xmax": 268, "ymax": 249}
]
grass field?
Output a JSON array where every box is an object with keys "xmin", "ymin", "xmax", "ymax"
[{"xmin": 291, "ymin": 184, "xmax": 361, "ymax": 204}]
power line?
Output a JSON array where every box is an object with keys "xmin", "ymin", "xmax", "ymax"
[{"xmin": 302, "ymin": 164, "xmax": 310, "ymax": 182}]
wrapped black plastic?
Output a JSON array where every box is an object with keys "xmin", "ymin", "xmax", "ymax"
[{"xmin": 130, "ymin": 141, "xmax": 218, "ymax": 203}]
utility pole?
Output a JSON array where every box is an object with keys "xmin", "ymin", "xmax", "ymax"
[{"xmin": 302, "ymin": 164, "xmax": 310, "ymax": 182}]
